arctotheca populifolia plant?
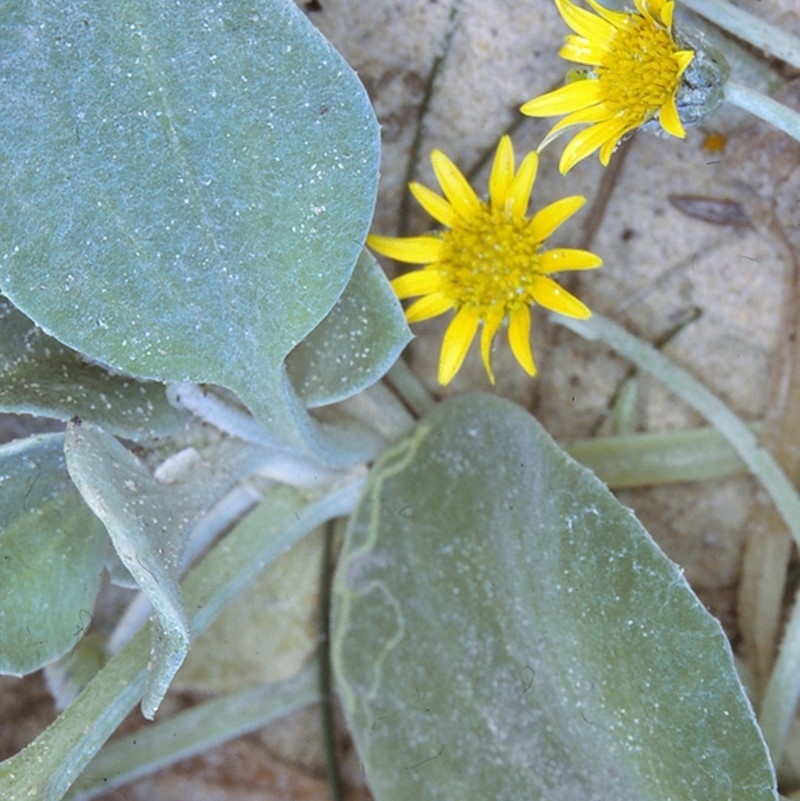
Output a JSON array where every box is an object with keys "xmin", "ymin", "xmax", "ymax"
[{"xmin": 1, "ymin": 0, "xmax": 800, "ymax": 800}]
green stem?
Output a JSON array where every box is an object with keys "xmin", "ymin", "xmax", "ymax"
[
  {"xmin": 556, "ymin": 313, "xmax": 800, "ymax": 547},
  {"xmin": 761, "ymin": 594, "xmax": 800, "ymax": 766},
  {"xmin": 318, "ymin": 521, "xmax": 344, "ymax": 801},
  {"xmin": 385, "ymin": 358, "xmax": 437, "ymax": 418},
  {"xmin": 65, "ymin": 664, "xmax": 319, "ymax": 801},
  {"xmin": 563, "ymin": 423, "xmax": 757, "ymax": 489},
  {"xmin": 724, "ymin": 81, "xmax": 800, "ymax": 143},
  {"xmin": 679, "ymin": 0, "xmax": 800, "ymax": 71}
]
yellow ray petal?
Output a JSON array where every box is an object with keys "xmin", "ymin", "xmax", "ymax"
[
  {"xmin": 530, "ymin": 195, "xmax": 586, "ymax": 242},
  {"xmin": 560, "ymin": 36, "xmax": 611, "ymax": 66},
  {"xmin": 636, "ymin": 0, "xmax": 668, "ymax": 25},
  {"xmin": 658, "ymin": 94, "xmax": 685, "ymax": 138},
  {"xmin": 536, "ymin": 103, "xmax": 614, "ymax": 156},
  {"xmin": 539, "ymin": 248, "xmax": 603, "ymax": 273},
  {"xmin": 409, "ymin": 182, "xmax": 456, "ymax": 228},
  {"xmin": 391, "ymin": 269, "xmax": 443, "ymax": 299},
  {"xmin": 405, "ymin": 292, "xmax": 453, "ymax": 324},
  {"xmin": 545, "ymin": 102, "xmax": 615, "ymax": 137},
  {"xmin": 508, "ymin": 306, "xmax": 537, "ymax": 377},
  {"xmin": 479, "ymin": 306, "xmax": 506, "ymax": 385},
  {"xmin": 634, "ymin": 0, "xmax": 654, "ymax": 23},
  {"xmin": 584, "ymin": 0, "xmax": 630, "ymax": 28},
  {"xmin": 368, "ymin": 233, "xmax": 443, "ymax": 263},
  {"xmin": 507, "ymin": 151, "xmax": 538, "ymax": 219},
  {"xmin": 431, "ymin": 149, "xmax": 481, "ymax": 219},
  {"xmin": 489, "ymin": 135, "xmax": 515, "ymax": 210},
  {"xmin": 555, "ymin": 0, "xmax": 617, "ymax": 45},
  {"xmin": 645, "ymin": 0, "xmax": 667, "ymax": 16},
  {"xmin": 656, "ymin": 0, "xmax": 673, "ymax": 28},
  {"xmin": 559, "ymin": 116, "xmax": 627, "ymax": 173},
  {"xmin": 521, "ymin": 78, "xmax": 603, "ymax": 117},
  {"xmin": 675, "ymin": 49, "xmax": 694, "ymax": 78},
  {"xmin": 598, "ymin": 123, "xmax": 636, "ymax": 165},
  {"xmin": 530, "ymin": 276, "xmax": 591, "ymax": 318},
  {"xmin": 439, "ymin": 306, "xmax": 480, "ymax": 385}
]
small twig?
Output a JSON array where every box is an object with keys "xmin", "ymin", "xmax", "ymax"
[
  {"xmin": 398, "ymin": 0, "xmax": 463, "ymax": 236},
  {"xmin": 578, "ymin": 135, "xmax": 635, "ymax": 252}
]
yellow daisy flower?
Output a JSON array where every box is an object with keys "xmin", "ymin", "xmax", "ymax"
[
  {"xmin": 521, "ymin": 0, "xmax": 695, "ymax": 174},
  {"xmin": 368, "ymin": 136, "xmax": 601, "ymax": 386}
]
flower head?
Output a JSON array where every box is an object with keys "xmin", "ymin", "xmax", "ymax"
[
  {"xmin": 521, "ymin": 0, "xmax": 695, "ymax": 173},
  {"xmin": 368, "ymin": 136, "xmax": 601, "ymax": 386}
]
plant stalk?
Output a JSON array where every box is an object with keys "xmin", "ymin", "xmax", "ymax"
[{"xmin": 724, "ymin": 81, "xmax": 800, "ymax": 144}]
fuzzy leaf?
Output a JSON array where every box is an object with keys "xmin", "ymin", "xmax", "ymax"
[
  {"xmin": 286, "ymin": 249, "xmax": 411, "ymax": 408},
  {"xmin": 64, "ymin": 423, "xmax": 269, "ymax": 717},
  {"xmin": 0, "ymin": 0, "xmax": 379, "ymax": 459},
  {"xmin": 333, "ymin": 393, "xmax": 777, "ymax": 801},
  {"xmin": 0, "ymin": 434, "xmax": 107, "ymax": 676},
  {"xmin": 0, "ymin": 297, "xmax": 187, "ymax": 440}
]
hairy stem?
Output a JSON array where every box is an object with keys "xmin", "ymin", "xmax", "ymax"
[
  {"xmin": 725, "ymin": 82, "xmax": 800, "ymax": 143},
  {"xmin": 680, "ymin": 0, "xmax": 800, "ymax": 70}
]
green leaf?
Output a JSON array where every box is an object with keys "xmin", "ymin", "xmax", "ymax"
[
  {"xmin": 0, "ymin": 0, "xmax": 379, "ymax": 457},
  {"xmin": 64, "ymin": 424, "xmax": 189, "ymax": 718},
  {"xmin": 63, "ymin": 423, "xmax": 269, "ymax": 717},
  {"xmin": 0, "ymin": 434, "xmax": 107, "ymax": 676},
  {"xmin": 286, "ymin": 249, "xmax": 412, "ymax": 409},
  {"xmin": 332, "ymin": 393, "xmax": 777, "ymax": 801},
  {"xmin": 0, "ymin": 297, "xmax": 187, "ymax": 440}
]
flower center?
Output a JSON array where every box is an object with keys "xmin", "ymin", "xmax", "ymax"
[
  {"xmin": 437, "ymin": 205, "xmax": 541, "ymax": 312},
  {"xmin": 597, "ymin": 14, "xmax": 681, "ymax": 120}
]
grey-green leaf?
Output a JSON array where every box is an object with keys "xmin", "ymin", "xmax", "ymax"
[
  {"xmin": 64, "ymin": 424, "xmax": 190, "ymax": 717},
  {"xmin": 332, "ymin": 393, "xmax": 777, "ymax": 801},
  {"xmin": 64, "ymin": 424, "xmax": 269, "ymax": 717},
  {"xmin": 0, "ymin": 297, "xmax": 187, "ymax": 440},
  {"xmin": 286, "ymin": 249, "xmax": 411, "ymax": 409},
  {"xmin": 0, "ymin": 0, "xmax": 379, "ymax": 456},
  {"xmin": 0, "ymin": 434, "xmax": 107, "ymax": 676}
]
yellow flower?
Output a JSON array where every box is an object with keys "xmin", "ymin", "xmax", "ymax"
[
  {"xmin": 521, "ymin": 0, "xmax": 695, "ymax": 174},
  {"xmin": 367, "ymin": 136, "xmax": 601, "ymax": 386}
]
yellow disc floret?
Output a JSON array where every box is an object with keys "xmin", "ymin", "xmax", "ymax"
[{"xmin": 438, "ymin": 210, "xmax": 543, "ymax": 311}]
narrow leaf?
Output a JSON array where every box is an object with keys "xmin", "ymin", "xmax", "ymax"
[
  {"xmin": 64, "ymin": 423, "xmax": 269, "ymax": 716},
  {"xmin": 65, "ymin": 663, "xmax": 319, "ymax": 801}
]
